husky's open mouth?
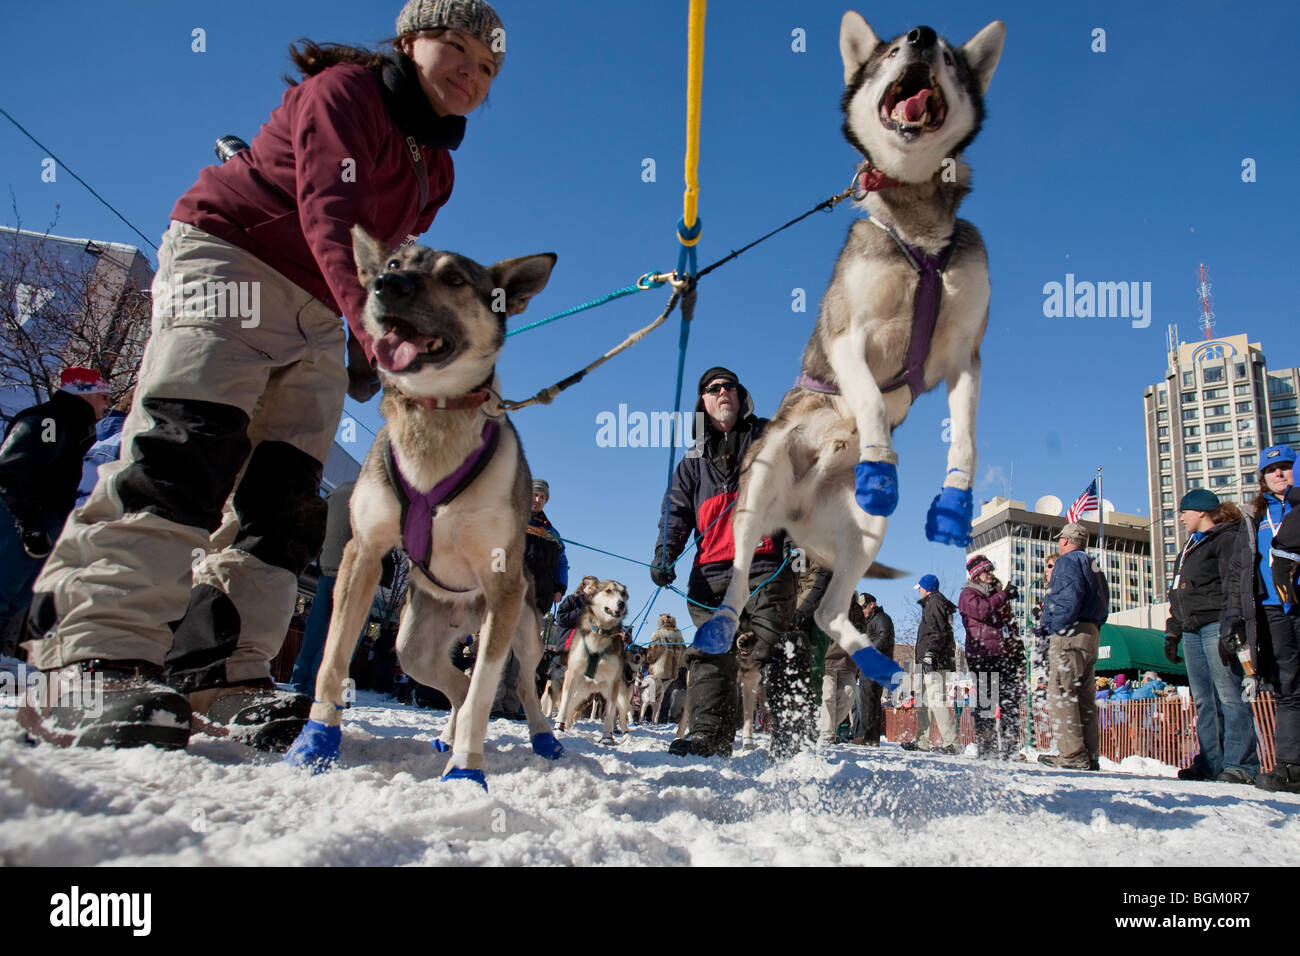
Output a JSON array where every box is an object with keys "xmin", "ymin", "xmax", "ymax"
[
  {"xmin": 372, "ymin": 316, "xmax": 456, "ymax": 373},
  {"xmin": 878, "ymin": 62, "xmax": 947, "ymax": 133}
]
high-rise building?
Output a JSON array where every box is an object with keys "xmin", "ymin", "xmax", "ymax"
[
  {"xmin": 1142, "ymin": 331, "xmax": 1298, "ymax": 601},
  {"xmin": 967, "ymin": 498, "xmax": 1156, "ymax": 625}
]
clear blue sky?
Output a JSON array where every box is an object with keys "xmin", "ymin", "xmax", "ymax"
[{"xmin": 4, "ymin": 0, "xmax": 1298, "ymax": 642}]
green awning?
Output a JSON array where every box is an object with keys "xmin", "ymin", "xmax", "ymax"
[{"xmin": 1096, "ymin": 623, "xmax": 1187, "ymax": 678}]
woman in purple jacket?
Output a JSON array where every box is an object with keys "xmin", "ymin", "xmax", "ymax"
[
  {"xmin": 958, "ymin": 553, "xmax": 1024, "ymax": 759},
  {"xmin": 20, "ymin": 0, "xmax": 505, "ymax": 753}
]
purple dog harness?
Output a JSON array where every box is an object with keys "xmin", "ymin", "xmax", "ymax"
[
  {"xmin": 383, "ymin": 419, "xmax": 500, "ymax": 592},
  {"xmin": 796, "ymin": 216, "xmax": 955, "ymax": 400}
]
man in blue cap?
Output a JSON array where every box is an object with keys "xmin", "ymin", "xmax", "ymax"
[
  {"xmin": 906, "ymin": 573, "xmax": 959, "ymax": 753},
  {"xmin": 1036, "ymin": 522, "xmax": 1109, "ymax": 769}
]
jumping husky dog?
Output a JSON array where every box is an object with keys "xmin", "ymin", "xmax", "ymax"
[
  {"xmin": 556, "ymin": 580, "xmax": 630, "ymax": 745},
  {"xmin": 693, "ymin": 13, "xmax": 1004, "ymax": 683},
  {"xmin": 284, "ymin": 226, "xmax": 561, "ymax": 789}
]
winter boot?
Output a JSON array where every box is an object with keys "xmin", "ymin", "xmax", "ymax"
[
  {"xmin": 1255, "ymin": 762, "xmax": 1300, "ymax": 793},
  {"xmin": 17, "ymin": 660, "xmax": 191, "ymax": 750},
  {"xmin": 764, "ymin": 632, "xmax": 814, "ymax": 760},
  {"xmin": 668, "ymin": 651, "xmax": 736, "ymax": 758},
  {"xmin": 188, "ymin": 681, "xmax": 311, "ymax": 751}
]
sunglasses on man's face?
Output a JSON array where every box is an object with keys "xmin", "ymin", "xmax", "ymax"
[{"xmin": 702, "ymin": 382, "xmax": 737, "ymax": 395}]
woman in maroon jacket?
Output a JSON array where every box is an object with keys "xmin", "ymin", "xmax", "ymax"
[
  {"xmin": 20, "ymin": 0, "xmax": 506, "ymax": 753},
  {"xmin": 958, "ymin": 553, "xmax": 1024, "ymax": 759}
]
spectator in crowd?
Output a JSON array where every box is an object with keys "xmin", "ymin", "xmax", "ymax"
[
  {"xmin": 958, "ymin": 553, "xmax": 1024, "ymax": 759},
  {"xmin": 0, "ymin": 367, "xmax": 111, "ymax": 635},
  {"xmin": 18, "ymin": 0, "xmax": 509, "ymax": 750},
  {"xmin": 851, "ymin": 593, "xmax": 894, "ymax": 746},
  {"xmin": 1035, "ymin": 522, "xmax": 1108, "ymax": 770},
  {"xmin": 1132, "ymin": 671, "xmax": 1168, "ymax": 700},
  {"xmin": 1164, "ymin": 489, "xmax": 1255, "ymax": 783},
  {"xmin": 1095, "ymin": 676, "xmax": 1112, "ymax": 700},
  {"xmin": 818, "ymin": 594, "xmax": 869, "ymax": 745},
  {"xmin": 289, "ymin": 481, "xmax": 355, "ymax": 697},
  {"xmin": 650, "ymin": 367, "xmax": 801, "ymax": 758},
  {"xmin": 525, "ymin": 479, "xmax": 568, "ymax": 616},
  {"xmin": 904, "ymin": 574, "xmax": 959, "ymax": 754},
  {"xmin": 1111, "ymin": 672, "xmax": 1134, "ymax": 701},
  {"xmin": 75, "ymin": 388, "xmax": 133, "ymax": 507},
  {"xmin": 1222, "ymin": 444, "xmax": 1300, "ymax": 792}
]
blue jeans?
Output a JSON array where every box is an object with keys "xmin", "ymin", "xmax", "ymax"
[
  {"xmin": 289, "ymin": 574, "xmax": 335, "ymax": 697},
  {"xmin": 1182, "ymin": 622, "xmax": 1259, "ymax": 776}
]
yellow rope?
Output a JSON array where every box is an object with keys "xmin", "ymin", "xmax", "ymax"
[{"xmin": 682, "ymin": 0, "xmax": 706, "ymax": 231}]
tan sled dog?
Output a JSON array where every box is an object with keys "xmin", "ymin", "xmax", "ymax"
[
  {"xmin": 693, "ymin": 13, "xmax": 1004, "ymax": 679},
  {"xmin": 556, "ymin": 580, "xmax": 629, "ymax": 745},
  {"xmin": 285, "ymin": 227, "xmax": 560, "ymax": 788}
]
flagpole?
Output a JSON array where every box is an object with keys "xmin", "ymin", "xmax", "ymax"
[{"xmin": 1097, "ymin": 465, "xmax": 1105, "ymax": 590}]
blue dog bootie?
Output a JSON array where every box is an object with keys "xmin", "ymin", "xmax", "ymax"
[
  {"xmin": 430, "ymin": 737, "xmax": 452, "ymax": 753},
  {"xmin": 442, "ymin": 766, "xmax": 489, "ymax": 791},
  {"xmin": 926, "ymin": 485, "xmax": 973, "ymax": 547},
  {"xmin": 854, "ymin": 461, "xmax": 899, "ymax": 516},
  {"xmin": 531, "ymin": 732, "xmax": 565, "ymax": 760},
  {"xmin": 693, "ymin": 604, "xmax": 738, "ymax": 655},
  {"xmin": 283, "ymin": 720, "xmax": 341, "ymax": 774}
]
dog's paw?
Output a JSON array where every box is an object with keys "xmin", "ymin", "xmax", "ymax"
[
  {"xmin": 854, "ymin": 461, "xmax": 899, "ymax": 516},
  {"xmin": 530, "ymin": 732, "xmax": 565, "ymax": 760},
  {"xmin": 925, "ymin": 486, "xmax": 973, "ymax": 547},
  {"xmin": 851, "ymin": 645, "xmax": 906, "ymax": 690},
  {"xmin": 693, "ymin": 605, "xmax": 738, "ymax": 655},
  {"xmin": 282, "ymin": 720, "xmax": 341, "ymax": 773},
  {"xmin": 442, "ymin": 767, "xmax": 488, "ymax": 791},
  {"xmin": 430, "ymin": 738, "xmax": 452, "ymax": 753}
]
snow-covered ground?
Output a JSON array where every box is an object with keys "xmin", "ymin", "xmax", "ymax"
[{"xmin": 3, "ymin": 690, "xmax": 1297, "ymax": 866}]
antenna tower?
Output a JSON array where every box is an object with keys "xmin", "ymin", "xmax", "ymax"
[{"xmin": 1196, "ymin": 263, "xmax": 1216, "ymax": 340}]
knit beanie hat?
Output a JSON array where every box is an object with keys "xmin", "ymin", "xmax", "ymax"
[
  {"xmin": 532, "ymin": 478, "xmax": 549, "ymax": 498},
  {"xmin": 59, "ymin": 367, "xmax": 111, "ymax": 395},
  {"xmin": 966, "ymin": 554, "xmax": 995, "ymax": 579},
  {"xmin": 693, "ymin": 365, "xmax": 754, "ymax": 431},
  {"xmin": 396, "ymin": 0, "xmax": 505, "ymax": 72},
  {"xmin": 1178, "ymin": 488, "xmax": 1219, "ymax": 513}
]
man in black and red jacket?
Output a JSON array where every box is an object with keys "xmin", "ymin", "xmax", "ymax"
[{"xmin": 650, "ymin": 367, "xmax": 801, "ymax": 757}]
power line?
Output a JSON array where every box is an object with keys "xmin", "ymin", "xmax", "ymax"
[{"xmin": 0, "ymin": 105, "xmax": 159, "ymax": 253}]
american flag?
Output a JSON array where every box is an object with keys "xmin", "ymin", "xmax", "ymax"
[{"xmin": 1065, "ymin": 479, "xmax": 1099, "ymax": 523}]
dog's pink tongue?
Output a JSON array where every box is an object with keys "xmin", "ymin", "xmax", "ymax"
[
  {"xmin": 373, "ymin": 334, "xmax": 422, "ymax": 372},
  {"xmin": 900, "ymin": 88, "xmax": 931, "ymax": 123}
]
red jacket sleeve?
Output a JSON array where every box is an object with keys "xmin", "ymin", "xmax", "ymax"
[{"xmin": 289, "ymin": 69, "xmax": 396, "ymax": 363}]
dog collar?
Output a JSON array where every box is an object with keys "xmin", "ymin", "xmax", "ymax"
[{"xmin": 857, "ymin": 165, "xmax": 905, "ymax": 193}]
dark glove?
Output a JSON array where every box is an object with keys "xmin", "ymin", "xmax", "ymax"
[
  {"xmin": 19, "ymin": 522, "xmax": 52, "ymax": 559},
  {"xmin": 1003, "ymin": 584, "xmax": 1019, "ymax": 601},
  {"xmin": 346, "ymin": 337, "xmax": 380, "ymax": 402},
  {"xmin": 1163, "ymin": 633, "xmax": 1181, "ymax": 665},
  {"xmin": 1218, "ymin": 621, "xmax": 1245, "ymax": 668},
  {"xmin": 649, "ymin": 548, "xmax": 677, "ymax": 588},
  {"xmin": 1031, "ymin": 602, "xmax": 1042, "ymax": 620}
]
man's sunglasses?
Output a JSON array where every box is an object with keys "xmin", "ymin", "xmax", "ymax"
[{"xmin": 702, "ymin": 382, "xmax": 738, "ymax": 395}]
